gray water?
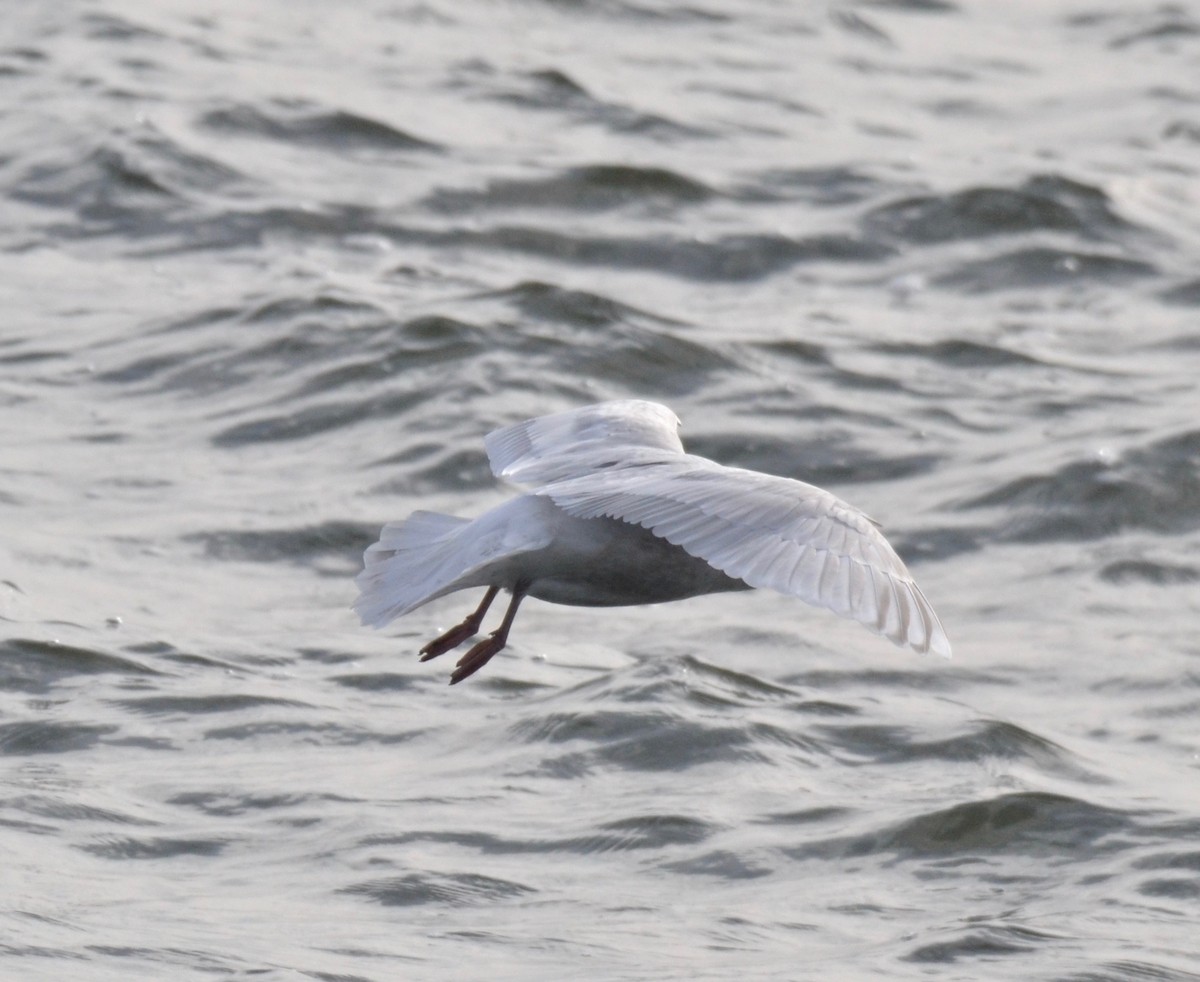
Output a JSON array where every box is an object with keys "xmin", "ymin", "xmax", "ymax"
[{"xmin": 3, "ymin": 1, "xmax": 1200, "ymax": 979}]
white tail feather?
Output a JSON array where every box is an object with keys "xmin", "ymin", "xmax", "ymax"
[{"xmin": 354, "ymin": 511, "xmax": 471, "ymax": 627}]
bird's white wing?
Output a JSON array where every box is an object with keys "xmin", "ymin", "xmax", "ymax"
[
  {"xmin": 533, "ymin": 455, "xmax": 952, "ymax": 658},
  {"xmin": 485, "ymin": 400, "xmax": 684, "ymax": 486}
]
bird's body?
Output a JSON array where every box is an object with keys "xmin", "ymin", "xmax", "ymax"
[{"xmin": 355, "ymin": 400, "xmax": 950, "ymax": 683}]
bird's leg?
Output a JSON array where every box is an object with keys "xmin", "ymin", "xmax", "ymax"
[
  {"xmin": 449, "ymin": 585, "xmax": 528, "ymax": 685},
  {"xmin": 419, "ymin": 586, "xmax": 500, "ymax": 662}
]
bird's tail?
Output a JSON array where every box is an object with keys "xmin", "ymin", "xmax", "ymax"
[{"xmin": 353, "ymin": 510, "xmax": 472, "ymax": 627}]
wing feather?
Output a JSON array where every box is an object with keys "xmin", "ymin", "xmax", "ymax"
[
  {"xmin": 875, "ymin": 573, "xmax": 902, "ymax": 642},
  {"xmin": 533, "ymin": 454, "xmax": 951, "ymax": 657},
  {"xmin": 486, "ymin": 400, "xmax": 684, "ymax": 485}
]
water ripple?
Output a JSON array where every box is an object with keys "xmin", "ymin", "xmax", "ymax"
[
  {"xmin": 0, "ymin": 638, "xmax": 159, "ymax": 694},
  {"xmin": 957, "ymin": 429, "xmax": 1200, "ymax": 541},
  {"xmin": 423, "ymin": 164, "xmax": 714, "ymax": 213},
  {"xmin": 341, "ymin": 871, "xmax": 537, "ymax": 907},
  {"xmin": 791, "ymin": 792, "xmax": 1133, "ymax": 860},
  {"xmin": 198, "ymin": 100, "xmax": 442, "ymax": 154},
  {"xmin": 864, "ymin": 174, "xmax": 1134, "ymax": 244}
]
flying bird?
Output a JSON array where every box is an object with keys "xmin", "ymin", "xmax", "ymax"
[{"xmin": 355, "ymin": 400, "xmax": 950, "ymax": 683}]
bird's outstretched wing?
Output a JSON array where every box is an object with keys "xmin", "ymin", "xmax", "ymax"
[
  {"xmin": 485, "ymin": 400, "xmax": 684, "ymax": 486},
  {"xmin": 486, "ymin": 401, "xmax": 951, "ymax": 658}
]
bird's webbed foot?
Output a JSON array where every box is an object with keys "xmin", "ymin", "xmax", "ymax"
[{"xmin": 418, "ymin": 586, "xmax": 499, "ymax": 662}]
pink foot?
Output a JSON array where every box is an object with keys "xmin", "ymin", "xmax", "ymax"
[
  {"xmin": 419, "ymin": 621, "xmax": 482, "ymax": 661},
  {"xmin": 449, "ymin": 634, "xmax": 507, "ymax": 685},
  {"xmin": 418, "ymin": 586, "xmax": 499, "ymax": 662}
]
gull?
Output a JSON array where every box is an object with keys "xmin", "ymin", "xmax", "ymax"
[{"xmin": 355, "ymin": 400, "xmax": 951, "ymax": 684}]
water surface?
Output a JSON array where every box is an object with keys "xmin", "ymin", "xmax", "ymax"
[{"xmin": 3, "ymin": 1, "xmax": 1199, "ymax": 979}]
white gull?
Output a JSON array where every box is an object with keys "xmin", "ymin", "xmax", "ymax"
[{"xmin": 355, "ymin": 400, "xmax": 951, "ymax": 683}]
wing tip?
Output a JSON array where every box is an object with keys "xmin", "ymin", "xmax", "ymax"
[{"xmin": 925, "ymin": 621, "xmax": 953, "ymax": 659}]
